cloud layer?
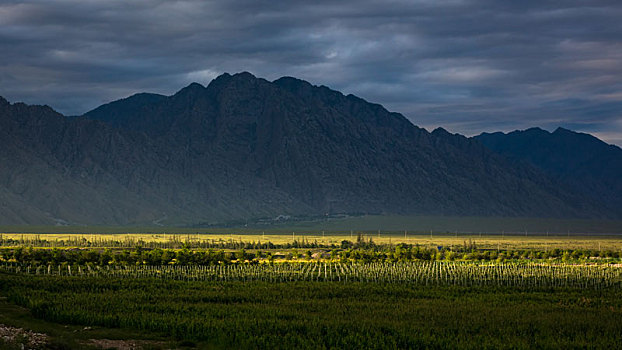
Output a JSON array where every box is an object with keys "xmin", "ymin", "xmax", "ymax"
[{"xmin": 1, "ymin": 0, "xmax": 622, "ymax": 144}]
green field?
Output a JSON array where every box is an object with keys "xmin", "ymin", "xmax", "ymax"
[
  {"xmin": 5, "ymin": 232, "xmax": 622, "ymax": 253},
  {"xmin": 1, "ymin": 272, "xmax": 622, "ymax": 349},
  {"xmin": 1, "ymin": 228, "xmax": 622, "ymax": 349}
]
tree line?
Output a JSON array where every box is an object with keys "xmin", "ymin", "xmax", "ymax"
[{"xmin": 1, "ymin": 243, "xmax": 620, "ymax": 266}]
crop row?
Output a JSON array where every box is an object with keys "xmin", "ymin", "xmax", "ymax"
[{"xmin": 2, "ymin": 261, "xmax": 620, "ymax": 289}]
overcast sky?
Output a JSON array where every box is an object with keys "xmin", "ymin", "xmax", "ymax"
[{"xmin": 1, "ymin": 0, "xmax": 622, "ymax": 145}]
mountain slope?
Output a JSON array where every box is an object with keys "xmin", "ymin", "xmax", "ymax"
[
  {"xmin": 0, "ymin": 73, "xmax": 618, "ymax": 225},
  {"xmin": 84, "ymin": 72, "xmax": 608, "ymax": 219},
  {"xmin": 0, "ymin": 95, "xmax": 308, "ymax": 225},
  {"xmin": 475, "ymin": 127, "xmax": 622, "ymax": 212}
]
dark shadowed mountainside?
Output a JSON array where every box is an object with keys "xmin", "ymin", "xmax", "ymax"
[
  {"xmin": 475, "ymin": 128, "xmax": 622, "ymax": 215},
  {"xmin": 0, "ymin": 72, "xmax": 618, "ymax": 225}
]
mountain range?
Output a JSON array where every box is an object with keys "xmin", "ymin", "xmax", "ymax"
[{"xmin": 1, "ymin": 72, "xmax": 620, "ymax": 226}]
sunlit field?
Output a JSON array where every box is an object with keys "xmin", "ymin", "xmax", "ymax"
[
  {"xmin": 3, "ymin": 231, "xmax": 622, "ymax": 252},
  {"xmin": 2, "ymin": 219, "xmax": 622, "ymax": 349}
]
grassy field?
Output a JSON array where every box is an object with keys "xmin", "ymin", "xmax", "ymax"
[
  {"xmin": 1, "ymin": 251, "xmax": 621, "ymax": 348},
  {"xmin": 3, "ymin": 231, "xmax": 622, "ymax": 251},
  {"xmin": 1, "ymin": 216, "xmax": 622, "ymax": 349},
  {"xmin": 1, "ymin": 273, "xmax": 621, "ymax": 349},
  {"xmin": 0, "ymin": 296, "xmax": 177, "ymax": 349}
]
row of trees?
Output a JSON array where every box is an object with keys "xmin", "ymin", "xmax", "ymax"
[
  {"xmin": 1, "ymin": 244, "xmax": 621, "ymax": 266},
  {"xmin": 0, "ymin": 235, "xmax": 369, "ymax": 250}
]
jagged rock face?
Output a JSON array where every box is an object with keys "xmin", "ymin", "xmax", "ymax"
[{"xmin": 0, "ymin": 73, "xmax": 618, "ymax": 225}]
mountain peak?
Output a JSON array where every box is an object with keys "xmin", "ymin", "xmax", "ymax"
[
  {"xmin": 172, "ymin": 82, "xmax": 207, "ymax": 101},
  {"xmin": 553, "ymin": 126, "xmax": 573, "ymax": 134},
  {"xmin": 522, "ymin": 127, "xmax": 548, "ymax": 134},
  {"xmin": 211, "ymin": 71, "xmax": 257, "ymax": 84},
  {"xmin": 432, "ymin": 127, "xmax": 450, "ymax": 135},
  {"xmin": 231, "ymin": 71, "xmax": 256, "ymax": 80},
  {"xmin": 206, "ymin": 72, "xmax": 262, "ymax": 92},
  {"xmin": 177, "ymin": 82, "xmax": 205, "ymax": 93},
  {"xmin": 188, "ymin": 82, "xmax": 205, "ymax": 88}
]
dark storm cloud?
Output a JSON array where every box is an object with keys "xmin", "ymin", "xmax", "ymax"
[{"xmin": 1, "ymin": 0, "xmax": 621, "ymax": 145}]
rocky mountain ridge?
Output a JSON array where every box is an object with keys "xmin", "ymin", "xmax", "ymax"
[
  {"xmin": 0, "ymin": 73, "xmax": 618, "ymax": 225},
  {"xmin": 476, "ymin": 127, "xmax": 622, "ymax": 215}
]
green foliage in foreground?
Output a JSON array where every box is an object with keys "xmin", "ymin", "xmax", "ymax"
[{"xmin": 1, "ymin": 273, "xmax": 622, "ymax": 349}]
